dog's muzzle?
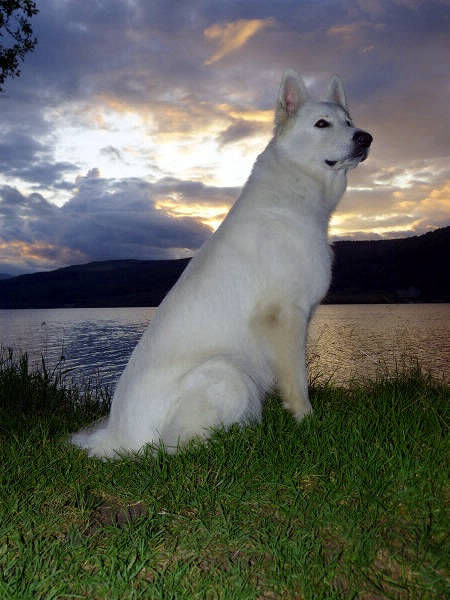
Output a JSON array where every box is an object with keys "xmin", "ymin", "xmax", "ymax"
[
  {"xmin": 351, "ymin": 130, "xmax": 373, "ymax": 162},
  {"xmin": 325, "ymin": 130, "xmax": 373, "ymax": 168}
]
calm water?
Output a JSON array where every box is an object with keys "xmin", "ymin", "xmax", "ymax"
[{"xmin": 0, "ymin": 304, "xmax": 449, "ymax": 389}]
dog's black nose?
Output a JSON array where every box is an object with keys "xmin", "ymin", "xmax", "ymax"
[{"xmin": 353, "ymin": 130, "xmax": 373, "ymax": 148}]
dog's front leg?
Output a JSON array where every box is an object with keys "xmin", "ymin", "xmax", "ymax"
[
  {"xmin": 252, "ymin": 303, "xmax": 312, "ymax": 421},
  {"xmin": 277, "ymin": 308, "xmax": 312, "ymax": 421}
]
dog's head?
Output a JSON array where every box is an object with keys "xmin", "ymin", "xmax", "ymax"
[{"xmin": 274, "ymin": 70, "xmax": 372, "ymax": 173}]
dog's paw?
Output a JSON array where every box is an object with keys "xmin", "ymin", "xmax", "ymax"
[
  {"xmin": 293, "ymin": 405, "xmax": 313, "ymax": 422},
  {"xmin": 282, "ymin": 397, "xmax": 312, "ymax": 421}
]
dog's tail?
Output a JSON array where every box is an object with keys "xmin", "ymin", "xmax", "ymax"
[{"xmin": 70, "ymin": 417, "xmax": 123, "ymax": 459}]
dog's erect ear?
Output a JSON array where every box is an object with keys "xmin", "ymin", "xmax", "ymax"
[
  {"xmin": 325, "ymin": 75, "xmax": 348, "ymax": 111},
  {"xmin": 275, "ymin": 69, "xmax": 309, "ymax": 130}
]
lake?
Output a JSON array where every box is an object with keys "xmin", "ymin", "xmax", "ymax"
[{"xmin": 0, "ymin": 304, "xmax": 449, "ymax": 390}]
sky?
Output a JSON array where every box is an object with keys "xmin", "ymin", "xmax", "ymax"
[{"xmin": 0, "ymin": 0, "xmax": 449, "ymax": 275}]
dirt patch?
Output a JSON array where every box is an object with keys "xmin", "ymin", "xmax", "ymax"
[{"xmin": 85, "ymin": 498, "xmax": 148, "ymax": 535}]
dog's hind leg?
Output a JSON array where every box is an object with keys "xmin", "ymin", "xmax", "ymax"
[
  {"xmin": 252, "ymin": 303, "xmax": 312, "ymax": 421},
  {"xmin": 160, "ymin": 357, "xmax": 261, "ymax": 451}
]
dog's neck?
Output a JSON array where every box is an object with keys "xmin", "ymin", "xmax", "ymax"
[{"xmin": 249, "ymin": 140, "xmax": 348, "ymax": 220}]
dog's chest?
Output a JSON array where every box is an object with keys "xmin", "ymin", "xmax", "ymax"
[
  {"xmin": 255, "ymin": 215, "xmax": 332, "ymax": 305},
  {"xmin": 292, "ymin": 230, "xmax": 332, "ymax": 305}
]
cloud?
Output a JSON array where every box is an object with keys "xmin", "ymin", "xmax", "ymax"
[
  {"xmin": 204, "ymin": 18, "xmax": 274, "ymax": 65},
  {"xmin": 333, "ymin": 157, "xmax": 450, "ymax": 238},
  {"xmin": 152, "ymin": 177, "xmax": 239, "ymax": 229},
  {"xmin": 327, "ymin": 21, "xmax": 386, "ymax": 44},
  {"xmin": 0, "ymin": 0, "xmax": 449, "ymax": 273},
  {"xmin": 0, "ymin": 133, "xmax": 43, "ymax": 166},
  {"xmin": 0, "ymin": 239, "xmax": 87, "ymax": 275},
  {"xmin": 217, "ymin": 120, "xmax": 268, "ymax": 146},
  {"xmin": 12, "ymin": 161, "xmax": 78, "ymax": 187},
  {"xmin": 0, "ymin": 175, "xmax": 239, "ymax": 272},
  {"xmin": 407, "ymin": 180, "xmax": 450, "ymax": 232},
  {"xmin": 0, "ymin": 131, "xmax": 79, "ymax": 188},
  {"xmin": 100, "ymin": 145, "xmax": 123, "ymax": 161}
]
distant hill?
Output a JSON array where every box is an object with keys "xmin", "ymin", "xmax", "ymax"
[
  {"xmin": 0, "ymin": 227, "xmax": 448, "ymax": 308},
  {"xmin": 0, "ymin": 273, "xmax": 12, "ymax": 280},
  {"xmin": 326, "ymin": 226, "xmax": 449, "ymax": 303},
  {"xmin": 0, "ymin": 259, "xmax": 189, "ymax": 309}
]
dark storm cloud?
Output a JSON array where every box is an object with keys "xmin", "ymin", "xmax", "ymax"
[
  {"xmin": 0, "ymin": 175, "xmax": 232, "ymax": 272},
  {"xmin": 61, "ymin": 177, "xmax": 211, "ymax": 257},
  {"xmin": 0, "ymin": 133, "xmax": 43, "ymax": 166},
  {"xmin": 0, "ymin": 131, "xmax": 79, "ymax": 187},
  {"xmin": 0, "ymin": 185, "xmax": 58, "ymax": 242},
  {"xmin": 8, "ymin": 161, "xmax": 78, "ymax": 187}
]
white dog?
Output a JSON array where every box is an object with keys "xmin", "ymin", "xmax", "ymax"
[{"xmin": 71, "ymin": 70, "xmax": 372, "ymax": 458}]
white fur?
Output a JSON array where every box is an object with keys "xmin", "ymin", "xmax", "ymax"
[{"xmin": 71, "ymin": 71, "xmax": 371, "ymax": 458}]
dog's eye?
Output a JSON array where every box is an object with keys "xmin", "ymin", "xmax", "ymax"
[
  {"xmin": 346, "ymin": 120, "xmax": 352, "ymax": 127},
  {"xmin": 314, "ymin": 119, "xmax": 330, "ymax": 128}
]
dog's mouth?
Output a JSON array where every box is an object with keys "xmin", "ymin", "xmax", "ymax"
[
  {"xmin": 325, "ymin": 148, "xmax": 369, "ymax": 169},
  {"xmin": 352, "ymin": 148, "xmax": 369, "ymax": 163}
]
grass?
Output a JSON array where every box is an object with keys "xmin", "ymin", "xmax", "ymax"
[{"xmin": 0, "ymin": 350, "xmax": 448, "ymax": 599}]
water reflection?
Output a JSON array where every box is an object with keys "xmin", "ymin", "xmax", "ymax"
[
  {"xmin": 0, "ymin": 308, "xmax": 156, "ymax": 389},
  {"xmin": 0, "ymin": 304, "xmax": 448, "ymax": 390},
  {"xmin": 308, "ymin": 304, "xmax": 450, "ymax": 384}
]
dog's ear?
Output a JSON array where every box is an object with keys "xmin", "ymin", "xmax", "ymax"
[
  {"xmin": 275, "ymin": 69, "xmax": 309, "ymax": 131},
  {"xmin": 325, "ymin": 75, "xmax": 348, "ymax": 111}
]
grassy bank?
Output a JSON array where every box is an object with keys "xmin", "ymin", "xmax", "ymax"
[{"xmin": 0, "ymin": 351, "xmax": 448, "ymax": 599}]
